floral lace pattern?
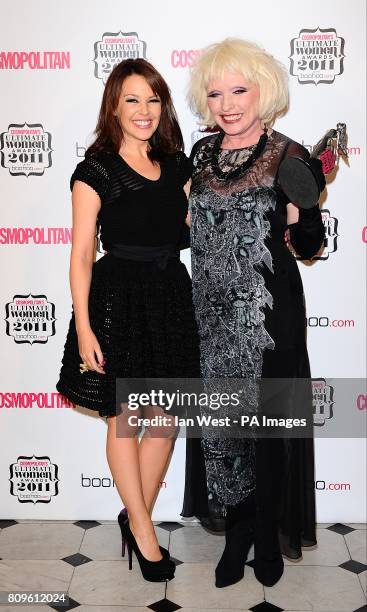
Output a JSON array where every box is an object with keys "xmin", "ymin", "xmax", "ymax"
[{"xmin": 189, "ymin": 133, "xmax": 285, "ymax": 511}]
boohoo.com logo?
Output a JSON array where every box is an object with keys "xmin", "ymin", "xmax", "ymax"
[
  {"xmin": 290, "ymin": 27, "xmax": 345, "ymax": 85},
  {"xmin": 5, "ymin": 293, "xmax": 56, "ymax": 344},
  {"xmin": 0, "ymin": 123, "xmax": 52, "ymax": 176},
  {"xmin": 10, "ymin": 455, "xmax": 59, "ymax": 504},
  {"xmin": 94, "ymin": 31, "xmax": 147, "ymax": 84}
]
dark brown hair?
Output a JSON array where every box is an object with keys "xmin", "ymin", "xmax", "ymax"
[{"xmin": 86, "ymin": 58, "xmax": 183, "ymax": 161}]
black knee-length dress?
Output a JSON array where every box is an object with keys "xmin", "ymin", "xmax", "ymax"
[
  {"xmin": 181, "ymin": 130, "xmax": 325, "ymax": 560},
  {"xmin": 56, "ymin": 150, "xmax": 200, "ymax": 418}
]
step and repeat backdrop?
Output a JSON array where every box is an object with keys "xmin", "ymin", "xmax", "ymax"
[{"xmin": 0, "ymin": 0, "xmax": 366, "ymax": 522}]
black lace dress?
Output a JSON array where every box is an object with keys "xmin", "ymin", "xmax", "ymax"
[
  {"xmin": 181, "ymin": 130, "xmax": 325, "ymax": 560},
  {"xmin": 56, "ymin": 150, "xmax": 200, "ymax": 418}
]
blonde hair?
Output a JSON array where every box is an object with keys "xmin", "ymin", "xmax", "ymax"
[{"xmin": 188, "ymin": 38, "xmax": 289, "ymax": 128}]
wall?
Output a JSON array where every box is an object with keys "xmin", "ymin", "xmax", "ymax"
[{"xmin": 0, "ymin": 0, "xmax": 366, "ymax": 522}]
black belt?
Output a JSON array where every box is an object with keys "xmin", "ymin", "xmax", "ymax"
[{"xmin": 104, "ymin": 243, "xmax": 180, "ymax": 270}]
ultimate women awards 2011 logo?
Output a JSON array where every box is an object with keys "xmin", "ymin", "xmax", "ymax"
[
  {"xmin": 5, "ymin": 293, "xmax": 56, "ymax": 345},
  {"xmin": 315, "ymin": 209, "xmax": 339, "ymax": 260},
  {"xmin": 289, "ymin": 27, "xmax": 345, "ymax": 85},
  {"xmin": 312, "ymin": 379, "xmax": 335, "ymax": 427},
  {"xmin": 0, "ymin": 123, "xmax": 52, "ymax": 176},
  {"xmin": 9, "ymin": 455, "xmax": 59, "ymax": 504},
  {"xmin": 94, "ymin": 31, "xmax": 147, "ymax": 83}
]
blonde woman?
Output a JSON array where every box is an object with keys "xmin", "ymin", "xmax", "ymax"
[{"xmin": 181, "ymin": 39, "xmax": 325, "ymax": 588}]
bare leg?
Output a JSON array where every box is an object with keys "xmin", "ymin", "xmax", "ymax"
[
  {"xmin": 138, "ymin": 436, "xmax": 174, "ymax": 515},
  {"xmin": 138, "ymin": 407, "xmax": 178, "ymax": 515},
  {"xmin": 106, "ymin": 414, "xmax": 162, "ymax": 561}
]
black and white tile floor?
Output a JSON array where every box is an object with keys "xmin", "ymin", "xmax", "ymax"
[{"xmin": 0, "ymin": 519, "xmax": 366, "ymax": 611}]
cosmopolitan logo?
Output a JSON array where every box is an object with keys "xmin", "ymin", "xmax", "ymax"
[
  {"xmin": 94, "ymin": 31, "xmax": 146, "ymax": 84},
  {"xmin": 312, "ymin": 378, "xmax": 334, "ymax": 426},
  {"xmin": 290, "ymin": 27, "xmax": 345, "ymax": 85},
  {"xmin": 0, "ymin": 123, "xmax": 52, "ymax": 176},
  {"xmin": 10, "ymin": 455, "xmax": 59, "ymax": 504},
  {"xmin": 0, "ymin": 227, "xmax": 72, "ymax": 245},
  {"xmin": 5, "ymin": 293, "xmax": 56, "ymax": 345},
  {"xmin": 0, "ymin": 392, "xmax": 73, "ymax": 409},
  {"xmin": 171, "ymin": 49, "xmax": 201, "ymax": 68},
  {"xmin": 0, "ymin": 51, "xmax": 70, "ymax": 70}
]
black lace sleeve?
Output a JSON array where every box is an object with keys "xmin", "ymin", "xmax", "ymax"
[
  {"xmin": 70, "ymin": 155, "xmax": 110, "ymax": 200},
  {"xmin": 282, "ymin": 140, "xmax": 325, "ymax": 260},
  {"xmin": 284, "ymin": 139, "xmax": 310, "ymax": 163},
  {"xmin": 189, "ymin": 135, "xmax": 213, "ymax": 163}
]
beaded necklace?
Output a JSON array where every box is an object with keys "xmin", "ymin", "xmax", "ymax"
[{"xmin": 211, "ymin": 127, "xmax": 268, "ymax": 181}]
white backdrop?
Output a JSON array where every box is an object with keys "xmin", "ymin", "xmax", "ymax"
[{"xmin": 0, "ymin": 0, "xmax": 366, "ymax": 522}]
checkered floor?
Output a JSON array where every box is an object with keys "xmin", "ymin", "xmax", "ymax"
[{"xmin": 0, "ymin": 519, "xmax": 366, "ymax": 611}]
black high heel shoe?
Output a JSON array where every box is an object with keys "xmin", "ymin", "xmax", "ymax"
[
  {"xmin": 120, "ymin": 518, "xmax": 175, "ymax": 582},
  {"xmin": 215, "ymin": 493, "xmax": 256, "ymax": 588},
  {"xmin": 118, "ymin": 509, "xmax": 170, "ymax": 559}
]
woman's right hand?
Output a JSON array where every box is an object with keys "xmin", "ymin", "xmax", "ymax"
[{"xmin": 77, "ymin": 327, "xmax": 105, "ymax": 374}]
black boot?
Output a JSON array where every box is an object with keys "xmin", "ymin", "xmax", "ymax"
[
  {"xmin": 253, "ymin": 521, "xmax": 284, "ymax": 586},
  {"xmin": 215, "ymin": 492, "xmax": 256, "ymax": 588},
  {"xmin": 253, "ymin": 438, "xmax": 284, "ymax": 586},
  {"xmin": 254, "ymin": 553, "xmax": 284, "ymax": 586}
]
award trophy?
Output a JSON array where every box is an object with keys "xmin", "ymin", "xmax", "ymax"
[{"xmin": 278, "ymin": 122, "xmax": 348, "ymax": 209}]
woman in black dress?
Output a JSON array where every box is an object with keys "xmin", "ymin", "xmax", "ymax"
[
  {"xmin": 181, "ymin": 38, "xmax": 325, "ymax": 588},
  {"xmin": 56, "ymin": 59, "xmax": 199, "ymax": 582}
]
